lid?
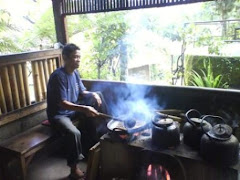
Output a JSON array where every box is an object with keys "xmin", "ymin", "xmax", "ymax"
[
  {"xmin": 156, "ymin": 118, "xmax": 173, "ymax": 127},
  {"xmin": 207, "ymin": 124, "xmax": 232, "ymax": 141}
]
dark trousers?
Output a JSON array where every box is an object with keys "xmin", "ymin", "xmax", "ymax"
[{"xmin": 50, "ymin": 92, "xmax": 108, "ymax": 166}]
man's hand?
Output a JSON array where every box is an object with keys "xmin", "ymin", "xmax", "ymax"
[
  {"xmin": 92, "ymin": 92, "xmax": 102, "ymax": 107},
  {"xmin": 85, "ymin": 106, "xmax": 99, "ymax": 117}
]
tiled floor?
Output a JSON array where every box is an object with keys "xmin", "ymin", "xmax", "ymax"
[{"xmin": 26, "ymin": 147, "xmax": 87, "ymax": 180}]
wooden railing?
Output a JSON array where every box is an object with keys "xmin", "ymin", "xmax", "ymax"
[{"xmin": 0, "ymin": 49, "xmax": 62, "ymax": 126}]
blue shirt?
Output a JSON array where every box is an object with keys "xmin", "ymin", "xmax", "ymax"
[{"xmin": 47, "ymin": 67, "xmax": 86, "ymax": 119}]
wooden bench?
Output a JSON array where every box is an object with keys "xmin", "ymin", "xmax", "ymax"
[
  {"xmin": 0, "ymin": 123, "xmax": 54, "ymax": 180},
  {"xmin": 0, "ymin": 119, "xmax": 81, "ymax": 180}
]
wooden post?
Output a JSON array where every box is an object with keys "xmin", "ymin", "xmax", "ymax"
[
  {"xmin": 22, "ymin": 63, "xmax": 31, "ymax": 105},
  {"xmin": 38, "ymin": 61, "xmax": 47, "ymax": 99},
  {"xmin": 52, "ymin": 58, "xmax": 57, "ymax": 70},
  {"xmin": 48, "ymin": 59, "xmax": 54, "ymax": 75},
  {"xmin": 52, "ymin": 0, "xmax": 68, "ymax": 44},
  {"xmin": 43, "ymin": 60, "xmax": 50, "ymax": 85},
  {"xmin": 16, "ymin": 64, "xmax": 27, "ymax": 107},
  {"xmin": 8, "ymin": 65, "xmax": 21, "ymax": 109},
  {"xmin": 0, "ymin": 76, "xmax": 7, "ymax": 114},
  {"xmin": 32, "ymin": 61, "xmax": 42, "ymax": 102},
  {"xmin": 0, "ymin": 66, "xmax": 14, "ymax": 112}
]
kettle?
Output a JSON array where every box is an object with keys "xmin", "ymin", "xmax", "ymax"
[
  {"xmin": 183, "ymin": 109, "xmax": 212, "ymax": 149},
  {"xmin": 152, "ymin": 114, "xmax": 180, "ymax": 149},
  {"xmin": 200, "ymin": 115, "xmax": 239, "ymax": 166}
]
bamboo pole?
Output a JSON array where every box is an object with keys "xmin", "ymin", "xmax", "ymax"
[
  {"xmin": 48, "ymin": 59, "xmax": 54, "ymax": 75},
  {"xmin": 0, "ymin": 76, "xmax": 7, "ymax": 114},
  {"xmin": 43, "ymin": 59, "xmax": 50, "ymax": 85},
  {"xmin": 52, "ymin": 58, "xmax": 57, "ymax": 70},
  {"xmin": 16, "ymin": 64, "xmax": 27, "ymax": 107},
  {"xmin": 38, "ymin": 61, "xmax": 47, "ymax": 99},
  {"xmin": 0, "ymin": 66, "xmax": 14, "ymax": 112},
  {"xmin": 22, "ymin": 63, "xmax": 31, "ymax": 105},
  {"xmin": 32, "ymin": 61, "xmax": 42, "ymax": 102},
  {"xmin": 8, "ymin": 65, "xmax": 21, "ymax": 109}
]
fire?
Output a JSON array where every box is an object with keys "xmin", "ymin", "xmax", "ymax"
[{"xmin": 146, "ymin": 164, "xmax": 171, "ymax": 180}]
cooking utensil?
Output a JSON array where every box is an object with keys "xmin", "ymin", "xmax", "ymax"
[
  {"xmin": 98, "ymin": 112, "xmax": 136, "ymax": 128},
  {"xmin": 152, "ymin": 114, "xmax": 180, "ymax": 149},
  {"xmin": 200, "ymin": 115, "xmax": 239, "ymax": 166},
  {"xmin": 155, "ymin": 112, "xmax": 182, "ymax": 122},
  {"xmin": 183, "ymin": 109, "xmax": 212, "ymax": 149}
]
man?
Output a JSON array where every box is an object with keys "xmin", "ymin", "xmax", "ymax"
[{"xmin": 47, "ymin": 43, "xmax": 105, "ymax": 179}]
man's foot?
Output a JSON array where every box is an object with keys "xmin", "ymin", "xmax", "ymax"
[{"xmin": 69, "ymin": 166, "xmax": 85, "ymax": 180}]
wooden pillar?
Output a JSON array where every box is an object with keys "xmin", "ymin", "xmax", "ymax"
[{"xmin": 52, "ymin": 0, "xmax": 68, "ymax": 45}]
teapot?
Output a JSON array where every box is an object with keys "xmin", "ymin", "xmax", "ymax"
[
  {"xmin": 200, "ymin": 115, "xmax": 239, "ymax": 166},
  {"xmin": 183, "ymin": 109, "xmax": 212, "ymax": 149},
  {"xmin": 152, "ymin": 114, "xmax": 180, "ymax": 149}
]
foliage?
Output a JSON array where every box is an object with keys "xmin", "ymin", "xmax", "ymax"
[
  {"xmin": 190, "ymin": 60, "xmax": 228, "ymax": 88},
  {"xmin": 19, "ymin": 8, "xmax": 56, "ymax": 50},
  {"xmin": 185, "ymin": 55, "xmax": 240, "ymax": 88},
  {"xmin": 0, "ymin": 9, "xmax": 20, "ymax": 53},
  {"xmin": 68, "ymin": 12, "xmax": 128, "ymax": 80}
]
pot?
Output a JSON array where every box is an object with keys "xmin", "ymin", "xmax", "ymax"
[
  {"xmin": 183, "ymin": 109, "xmax": 212, "ymax": 149},
  {"xmin": 200, "ymin": 115, "xmax": 239, "ymax": 166},
  {"xmin": 152, "ymin": 114, "xmax": 180, "ymax": 149}
]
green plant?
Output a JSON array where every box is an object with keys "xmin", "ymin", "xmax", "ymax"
[{"xmin": 190, "ymin": 60, "xmax": 229, "ymax": 88}]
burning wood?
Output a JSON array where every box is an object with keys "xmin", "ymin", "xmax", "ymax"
[{"xmin": 147, "ymin": 164, "xmax": 171, "ymax": 180}]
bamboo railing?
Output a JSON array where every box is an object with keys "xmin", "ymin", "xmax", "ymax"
[{"xmin": 0, "ymin": 49, "xmax": 62, "ymax": 126}]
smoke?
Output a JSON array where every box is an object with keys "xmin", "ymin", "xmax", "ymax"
[{"xmin": 91, "ymin": 82, "xmax": 164, "ymax": 123}]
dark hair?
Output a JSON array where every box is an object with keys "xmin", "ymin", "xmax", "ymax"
[{"xmin": 62, "ymin": 43, "xmax": 80, "ymax": 58}]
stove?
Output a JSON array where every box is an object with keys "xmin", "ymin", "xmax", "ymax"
[{"xmin": 99, "ymin": 130, "xmax": 240, "ymax": 180}]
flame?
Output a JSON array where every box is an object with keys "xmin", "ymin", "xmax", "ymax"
[
  {"xmin": 146, "ymin": 164, "xmax": 171, "ymax": 180},
  {"xmin": 147, "ymin": 164, "xmax": 152, "ymax": 176}
]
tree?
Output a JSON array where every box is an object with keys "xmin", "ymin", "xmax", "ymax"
[
  {"xmin": 0, "ymin": 9, "xmax": 20, "ymax": 53},
  {"xmin": 19, "ymin": 8, "xmax": 56, "ymax": 50},
  {"xmin": 70, "ymin": 12, "xmax": 128, "ymax": 80}
]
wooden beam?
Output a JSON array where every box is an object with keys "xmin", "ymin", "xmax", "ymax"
[
  {"xmin": 52, "ymin": 0, "xmax": 68, "ymax": 44},
  {"xmin": 0, "ymin": 49, "xmax": 62, "ymax": 67}
]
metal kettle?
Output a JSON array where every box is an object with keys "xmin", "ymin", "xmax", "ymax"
[
  {"xmin": 183, "ymin": 109, "xmax": 212, "ymax": 149},
  {"xmin": 152, "ymin": 114, "xmax": 180, "ymax": 149},
  {"xmin": 200, "ymin": 115, "xmax": 239, "ymax": 166}
]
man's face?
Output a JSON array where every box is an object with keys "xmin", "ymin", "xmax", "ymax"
[{"xmin": 65, "ymin": 50, "xmax": 81, "ymax": 69}]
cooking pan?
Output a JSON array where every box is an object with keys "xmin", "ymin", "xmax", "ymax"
[{"xmin": 107, "ymin": 118, "xmax": 149, "ymax": 135}]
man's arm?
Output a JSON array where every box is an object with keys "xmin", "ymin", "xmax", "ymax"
[
  {"xmin": 59, "ymin": 100, "xmax": 99, "ymax": 117},
  {"xmin": 81, "ymin": 91, "xmax": 102, "ymax": 106}
]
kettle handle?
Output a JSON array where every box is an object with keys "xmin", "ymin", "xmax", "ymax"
[
  {"xmin": 185, "ymin": 109, "xmax": 202, "ymax": 127},
  {"xmin": 200, "ymin": 115, "xmax": 225, "ymax": 138}
]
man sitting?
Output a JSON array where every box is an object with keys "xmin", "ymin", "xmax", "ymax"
[{"xmin": 47, "ymin": 43, "xmax": 107, "ymax": 179}]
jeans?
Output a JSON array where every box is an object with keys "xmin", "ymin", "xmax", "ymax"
[{"xmin": 49, "ymin": 92, "xmax": 108, "ymax": 166}]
